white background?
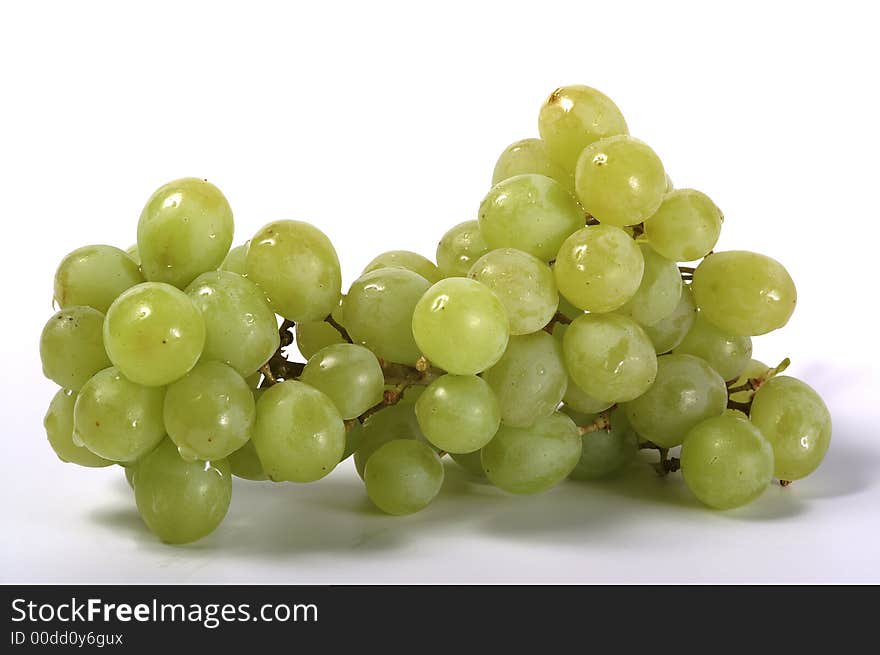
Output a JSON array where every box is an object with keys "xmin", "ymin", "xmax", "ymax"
[{"xmin": 1, "ymin": 1, "xmax": 878, "ymax": 583}]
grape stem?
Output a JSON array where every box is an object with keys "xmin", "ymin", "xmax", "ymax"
[
  {"xmin": 355, "ymin": 357, "xmax": 444, "ymax": 424},
  {"xmin": 725, "ymin": 357, "xmax": 791, "ymax": 404},
  {"xmin": 678, "ymin": 266, "xmax": 695, "ymax": 275},
  {"xmin": 324, "ymin": 313, "xmax": 352, "ymax": 343},
  {"xmin": 638, "ymin": 440, "xmax": 681, "ymax": 476},
  {"xmin": 542, "ymin": 311, "xmax": 573, "ymax": 334}
]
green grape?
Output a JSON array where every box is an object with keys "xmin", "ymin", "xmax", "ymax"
[
  {"xmin": 300, "ymin": 343, "xmax": 384, "ymax": 419},
  {"xmin": 40, "ymin": 307, "xmax": 111, "ymax": 391},
  {"xmin": 562, "ymin": 376, "xmax": 614, "ymax": 415},
  {"xmin": 553, "ymin": 225, "xmax": 644, "ymax": 312},
  {"xmin": 126, "ymin": 244, "xmax": 140, "ymax": 265},
  {"xmin": 674, "ymin": 314, "xmax": 752, "ymax": 381},
  {"xmin": 478, "ymin": 174, "xmax": 584, "ymax": 261},
  {"xmin": 692, "ymin": 251, "xmax": 797, "ymax": 336},
  {"xmin": 246, "ymin": 220, "xmax": 342, "ymax": 322},
  {"xmin": 252, "ymin": 380, "xmax": 344, "ymax": 482},
  {"xmin": 491, "ymin": 138, "xmax": 574, "ymax": 192},
  {"xmin": 575, "ymin": 135, "xmax": 666, "ymax": 227},
  {"xmin": 134, "ymin": 439, "xmax": 232, "ymax": 544},
  {"xmin": 625, "ymin": 354, "xmax": 727, "ymax": 448},
  {"xmin": 185, "ymin": 271, "xmax": 279, "ymax": 377},
  {"xmin": 164, "ymin": 361, "xmax": 255, "ymax": 460},
  {"xmin": 644, "ymin": 189, "xmax": 722, "ymax": 262},
  {"xmin": 415, "ymin": 374, "xmax": 500, "ymax": 453},
  {"xmin": 411, "ymin": 277, "xmax": 509, "ymax": 375},
  {"xmin": 557, "ymin": 295, "xmax": 583, "ymax": 321},
  {"xmin": 363, "ymin": 250, "xmax": 442, "ymax": 284},
  {"xmin": 435, "ymin": 220, "xmax": 490, "ymax": 278},
  {"xmin": 44, "ymin": 389, "xmax": 112, "ymax": 468},
  {"xmin": 342, "ymin": 421, "xmax": 364, "ymax": 461},
  {"xmin": 468, "ymin": 248, "xmax": 558, "ymax": 335},
  {"xmin": 364, "ymin": 440, "xmax": 444, "ymax": 515},
  {"xmin": 220, "ymin": 243, "xmax": 249, "ymax": 275},
  {"xmin": 451, "ymin": 450, "xmax": 485, "ymax": 477},
  {"xmin": 563, "ymin": 313, "xmax": 657, "ymax": 403},
  {"xmin": 750, "ymin": 376, "xmax": 832, "ymax": 481},
  {"xmin": 53, "ymin": 245, "xmax": 144, "ymax": 313},
  {"xmin": 568, "ymin": 406, "xmax": 638, "ymax": 481},
  {"xmin": 538, "ymin": 85, "xmax": 629, "ymax": 173},
  {"xmin": 681, "ymin": 411, "xmax": 774, "ymax": 510},
  {"xmin": 228, "ymin": 440, "xmax": 267, "ymax": 481},
  {"xmin": 481, "ymin": 332, "xmax": 568, "ymax": 428},
  {"xmin": 103, "ymin": 282, "xmax": 206, "ymax": 386},
  {"xmin": 354, "ymin": 403, "xmax": 428, "ymax": 478},
  {"xmin": 137, "ymin": 177, "xmax": 234, "ymax": 289},
  {"xmin": 343, "ymin": 267, "xmax": 431, "ymax": 365},
  {"xmin": 616, "ymin": 243, "xmax": 682, "ymax": 326},
  {"xmin": 643, "ymin": 285, "xmax": 697, "ymax": 354},
  {"xmin": 73, "ymin": 367, "xmax": 166, "ymax": 462},
  {"xmin": 124, "ymin": 464, "xmax": 137, "ymax": 489},
  {"xmin": 729, "ymin": 359, "xmax": 769, "ymax": 403},
  {"xmin": 295, "ymin": 320, "xmax": 344, "ymax": 360},
  {"xmin": 481, "ymin": 412, "xmax": 582, "ymax": 494}
]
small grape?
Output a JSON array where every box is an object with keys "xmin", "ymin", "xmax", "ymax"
[
  {"xmin": 644, "ymin": 189, "xmax": 722, "ymax": 262},
  {"xmin": 674, "ymin": 314, "xmax": 752, "ymax": 381},
  {"xmin": 44, "ymin": 389, "xmax": 112, "ymax": 468},
  {"xmin": 220, "ymin": 243, "xmax": 249, "ymax": 275},
  {"xmin": 54, "ymin": 245, "xmax": 143, "ymax": 313},
  {"xmin": 616, "ymin": 243, "xmax": 682, "ymax": 327},
  {"xmin": 228, "ymin": 440, "xmax": 267, "ymax": 481},
  {"xmin": 567, "ymin": 406, "xmax": 637, "ymax": 481},
  {"xmin": 300, "ymin": 343, "xmax": 385, "ymax": 419},
  {"xmin": 363, "ymin": 250, "xmax": 442, "ymax": 284},
  {"xmin": 491, "ymin": 138, "xmax": 574, "ymax": 192},
  {"xmin": 415, "ymin": 374, "xmax": 500, "ymax": 453},
  {"xmin": 643, "ymin": 285, "xmax": 697, "ymax": 354},
  {"xmin": 436, "ymin": 220, "xmax": 490, "ymax": 278},
  {"xmin": 354, "ymin": 403, "xmax": 430, "ymax": 478},
  {"xmin": 40, "ymin": 306, "xmax": 111, "ymax": 391},
  {"xmin": 295, "ymin": 320, "xmax": 344, "ymax": 360},
  {"xmin": 364, "ymin": 440, "xmax": 444, "ymax": 515}
]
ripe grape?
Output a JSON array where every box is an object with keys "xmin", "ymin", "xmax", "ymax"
[
  {"xmin": 415, "ymin": 374, "xmax": 500, "ymax": 453},
  {"xmin": 491, "ymin": 138, "xmax": 574, "ymax": 192},
  {"xmin": 354, "ymin": 403, "xmax": 430, "ymax": 478},
  {"xmin": 220, "ymin": 243, "xmax": 249, "ymax": 275},
  {"xmin": 300, "ymin": 343, "xmax": 385, "ymax": 419},
  {"xmin": 363, "ymin": 250, "xmax": 442, "ymax": 284},
  {"xmin": 436, "ymin": 220, "xmax": 490, "ymax": 278},
  {"xmin": 644, "ymin": 189, "xmax": 722, "ymax": 262},
  {"xmin": 674, "ymin": 314, "xmax": 752, "ymax": 381},
  {"xmin": 228, "ymin": 440, "xmax": 267, "ymax": 481},
  {"xmin": 566, "ymin": 406, "xmax": 637, "ymax": 481},
  {"xmin": 40, "ymin": 306, "xmax": 111, "ymax": 391},
  {"xmin": 562, "ymin": 377, "xmax": 614, "ymax": 415},
  {"xmin": 451, "ymin": 450, "xmax": 485, "ymax": 478},
  {"xmin": 617, "ymin": 243, "xmax": 682, "ymax": 326},
  {"xmin": 53, "ymin": 245, "xmax": 143, "ymax": 313},
  {"xmin": 295, "ymin": 320, "xmax": 344, "ymax": 360},
  {"xmin": 364, "ymin": 440, "xmax": 444, "ymax": 515},
  {"xmin": 643, "ymin": 285, "xmax": 697, "ymax": 354},
  {"xmin": 44, "ymin": 389, "xmax": 112, "ymax": 468}
]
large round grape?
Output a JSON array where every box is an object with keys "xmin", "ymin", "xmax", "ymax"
[
  {"xmin": 53, "ymin": 245, "xmax": 144, "ymax": 313},
  {"xmin": 435, "ymin": 220, "xmax": 490, "ymax": 278},
  {"xmin": 616, "ymin": 243, "xmax": 682, "ymax": 327},
  {"xmin": 644, "ymin": 189, "xmax": 722, "ymax": 262},
  {"xmin": 354, "ymin": 403, "xmax": 430, "ymax": 478},
  {"xmin": 674, "ymin": 314, "xmax": 752, "ymax": 381},
  {"xmin": 411, "ymin": 277, "xmax": 509, "ymax": 375},
  {"xmin": 44, "ymin": 389, "xmax": 113, "ymax": 468},
  {"xmin": 643, "ymin": 285, "xmax": 697, "ymax": 354},
  {"xmin": 40, "ymin": 306, "xmax": 111, "ymax": 391},
  {"xmin": 137, "ymin": 178, "xmax": 234, "ymax": 289},
  {"xmin": 566, "ymin": 406, "xmax": 637, "ymax": 481},
  {"xmin": 300, "ymin": 343, "xmax": 384, "ymax": 419},
  {"xmin": 363, "ymin": 250, "xmax": 441, "ymax": 284},
  {"xmin": 415, "ymin": 374, "xmax": 500, "ymax": 453},
  {"xmin": 295, "ymin": 320, "xmax": 344, "ymax": 360},
  {"xmin": 364, "ymin": 440, "xmax": 444, "ymax": 516},
  {"xmin": 103, "ymin": 282, "xmax": 206, "ymax": 386},
  {"xmin": 491, "ymin": 138, "xmax": 574, "ymax": 192}
]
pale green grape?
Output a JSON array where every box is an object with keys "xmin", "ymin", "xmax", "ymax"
[
  {"xmin": 625, "ymin": 354, "xmax": 727, "ymax": 448},
  {"xmin": 220, "ymin": 243, "xmax": 249, "ymax": 275},
  {"xmin": 729, "ymin": 359, "xmax": 769, "ymax": 403},
  {"xmin": 468, "ymin": 248, "xmax": 558, "ymax": 335},
  {"xmin": 435, "ymin": 220, "xmax": 490, "ymax": 278},
  {"xmin": 164, "ymin": 361, "xmax": 255, "ymax": 460},
  {"xmin": 557, "ymin": 295, "xmax": 583, "ymax": 321},
  {"xmin": 491, "ymin": 138, "xmax": 574, "ymax": 192},
  {"xmin": 295, "ymin": 320, "xmax": 344, "ymax": 360},
  {"xmin": 575, "ymin": 136, "xmax": 666, "ymax": 227},
  {"xmin": 342, "ymin": 421, "xmax": 364, "ymax": 461},
  {"xmin": 300, "ymin": 343, "xmax": 384, "ymax": 419},
  {"xmin": 364, "ymin": 440, "xmax": 444, "ymax": 515},
  {"xmin": 674, "ymin": 314, "xmax": 752, "ymax": 381},
  {"xmin": 44, "ymin": 389, "xmax": 112, "ymax": 467},
  {"xmin": 643, "ymin": 285, "xmax": 697, "ymax": 353},
  {"xmin": 481, "ymin": 412, "xmax": 582, "ymax": 494},
  {"xmin": 228, "ymin": 440, "xmax": 267, "ymax": 481},
  {"xmin": 567, "ymin": 406, "xmax": 637, "ymax": 481},
  {"xmin": 363, "ymin": 250, "xmax": 441, "ymax": 284},
  {"xmin": 354, "ymin": 403, "xmax": 428, "ymax": 478},
  {"xmin": 451, "ymin": 450, "xmax": 485, "ymax": 477},
  {"xmin": 415, "ymin": 374, "xmax": 500, "ymax": 453},
  {"xmin": 103, "ymin": 282, "xmax": 206, "ymax": 386},
  {"xmin": 40, "ymin": 307, "xmax": 111, "ymax": 391},
  {"xmin": 126, "ymin": 244, "xmax": 140, "ymax": 265},
  {"xmin": 73, "ymin": 367, "xmax": 166, "ymax": 462},
  {"xmin": 343, "ymin": 267, "xmax": 431, "ymax": 365},
  {"xmin": 246, "ymin": 220, "xmax": 342, "ymax": 322},
  {"xmin": 482, "ymin": 332, "xmax": 568, "ymax": 428},
  {"xmin": 137, "ymin": 177, "xmax": 234, "ymax": 289},
  {"xmin": 563, "ymin": 376, "xmax": 614, "ymax": 415},
  {"xmin": 617, "ymin": 243, "xmax": 682, "ymax": 326},
  {"xmin": 134, "ymin": 439, "xmax": 232, "ymax": 544},
  {"xmin": 644, "ymin": 189, "xmax": 722, "ymax": 262},
  {"xmin": 750, "ymin": 376, "xmax": 832, "ymax": 481},
  {"xmin": 681, "ymin": 411, "xmax": 774, "ymax": 510},
  {"xmin": 563, "ymin": 313, "xmax": 657, "ymax": 403},
  {"xmin": 411, "ymin": 277, "xmax": 509, "ymax": 375},
  {"xmin": 692, "ymin": 251, "xmax": 797, "ymax": 336},
  {"xmin": 478, "ymin": 174, "xmax": 585, "ymax": 261},
  {"xmin": 553, "ymin": 225, "xmax": 644, "ymax": 312},
  {"xmin": 54, "ymin": 245, "xmax": 144, "ymax": 313},
  {"xmin": 538, "ymin": 85, "xmax": 629, "ymax": 172},
  {"xmin": 252, "ymin": 380, "xmax": 344, "ymax": 482},
  {"xmin": 185, "ymin": 270, "xmax": 279, "ymax": 377}
]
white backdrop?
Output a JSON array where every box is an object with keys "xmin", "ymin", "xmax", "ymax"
[{"xmin": 1, "ymin": 0, "xmax": 878, "ymax": 582}]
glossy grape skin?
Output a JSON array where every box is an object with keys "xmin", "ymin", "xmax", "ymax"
[
  {"xmin": 538, "ymin": 85, "xmax": 629, "ymax": 172},
  {"xmin": 251, "ymin": 380, "xmax": 345, "ymax": 483},
  {"xmin": 73, "ymin": 367, "xmax": 166, "ymax": 463},
  {"xmin": 103, "ymin": 282, "xmax": 206, "ymax": 387},
  {"xmin": 53, "ymin": 245, "xmax": 143, "ymax": 313},
  {"xmin": 451, "ymin": 450, "xmax": 485, "ymax": 477},
  {"xmin": 644, "ymin": 189, "xmax": 722, "ymax": 262},
  {"xmin": 491, "ymin": 138, "xmax": 574, "ymax": 192},
  {"xmin": 617, "ymin": 243, "xmax": 682, "ymax": 327},
  {"xmin": 563, "ymin": 378, "xmax": 614, "ymax": 415},
  {"xmin": 566, "ymin": 406, "xmax": 637, "ymax": 481},
  {"xmin": 411, "ymin": 277, "xmax": 510, "ymax": 375},
  {"xmin": 134, "ymin": 439, "xmax": 232, "ymax": 544},
  {"xmin": 137, "ymin": 178, "xmax": 234, "ymax": 289},
  {"xmin": 354, "ymin": 403, "xmax": 429, "ymax": 478},
  {"xmin": 482, "ymin": 332, "xmax": 568, "ymax": 428},
  {"xmin": 300, "ymin": 344, "xmax": 384, "ymax": 419},
  {"xmin": 478, "ymin": 174, "xmax": 585, "ymax": 262},
  {"xmin": 435, "ymin": 220, "xmax": 490, "ymax": 278},
  {"xmin": 40, "ymin": 307, "xmax": 111, "ymax": 391},
  {"xmin": 643, "ymin": 285, "xmax": 697, "ymax": 354},
  {"xmin": 220, "ymin": 243, "xmax": 249, "ymax": 275},
  {"xmin": 246, "ymin": 220, "xmax": 342, "ymax": 322},
  {"xmin": 681, "ymin": 411, "xmax": 774, "ymax": 510},
  {"xmin": 692, "ymin": 251, "xmax": 797, "ymax": 336},
  {"xmin": 563, "ymin": 313, "xmax": 657, "ymax": 403},
  {"xmin": 363, "ymin": 250, "xmax": 441, "ymax": 284},
  {"xmin": 364, "ymin": 440, "xmax": 444, "ymax": 515},
  {"xmin": 729, "ymin": 359, "xmax": 769, "ymax": 403},
  {"xmin": 481, "ymin": 412, "xmax": 582, "ymax": 495},
  {"xmin": 750, "ymin": 376, "xmax": 832, "ymax": 481},
  {"xmin": 343, "ymin": 267, "xmax": 431, "ymax": 366},
  {"xmin": 554, "ymin": 225, "xmax": 645, "ymax": 313},
  {"xmin": 44, "ymin": 389, "xmax": 112, "ymax": 468},
  {"xmin": 185, "ymin": 271, "xmax": 279, "ymax": 377},
  {"xmin": 674, "ymin": 314, "xmax": 752, "ymax": 381},
  {"xmin": 468, "ymin": 248, "xmax": 558, "ymax": 335},
  {"xmin": 415, "ymin": 374, "xmax": 500, "ymax": 453},
  {"xmin": 625, "ymin": 354, "xmax": 728, "ymax": 448},
  {"xmin": 295, "ymin": 320, "xmax": 344, "ymax": 360},
  {"xmin": 228, "ymin": 440, "xmax": 267, "ymax": 481}
]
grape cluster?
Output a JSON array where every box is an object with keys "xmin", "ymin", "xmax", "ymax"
[{"xmin": 40, "ymin": 85, "xmax": 832, "ymax": 544}]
